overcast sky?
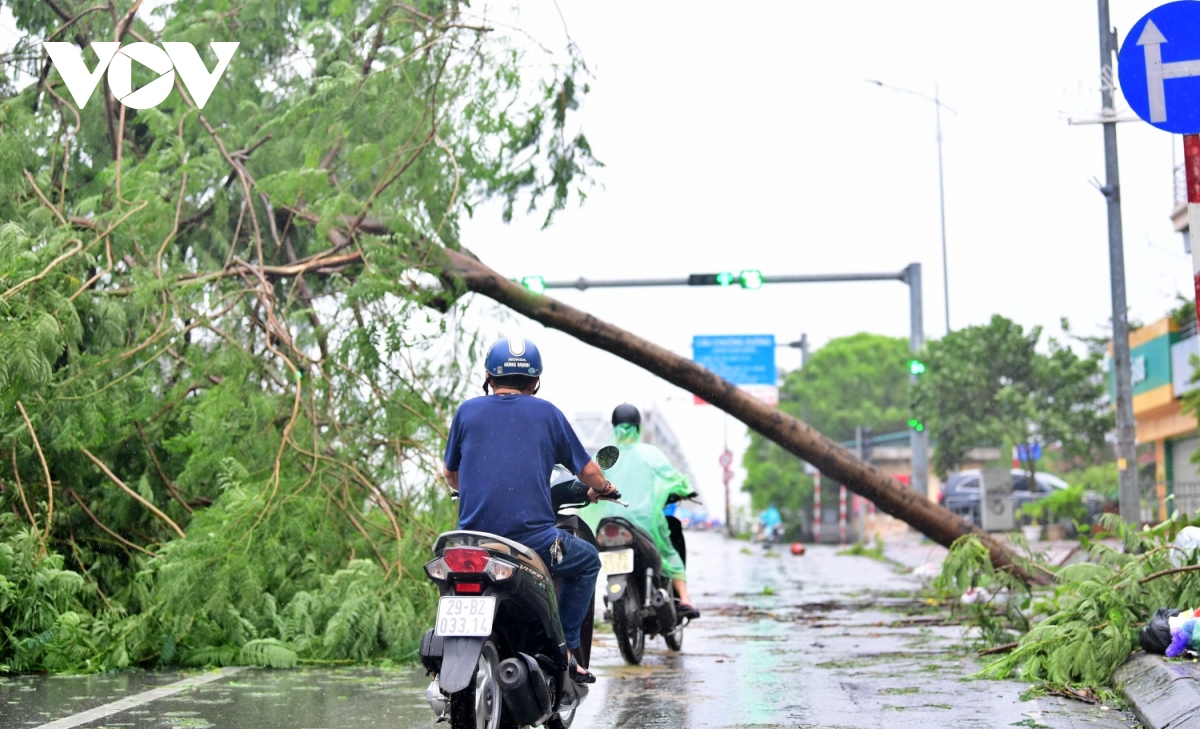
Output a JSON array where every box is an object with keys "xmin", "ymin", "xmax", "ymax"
[{"xmin": 455, "ymin": 1, "xmax": 1191, "ymax": 514}]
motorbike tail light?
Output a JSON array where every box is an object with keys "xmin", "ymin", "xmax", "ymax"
[
  {"xmin": 597, "ymin": 523, "xmax": 634, "ymax": 547},
  {"xmin": 485, "ymin": 558, "xmax": 515, "ymax": 580},
  {"xmin": 455, "ymin": 582, "xmax": 483, "ymax": 594},
  {"xmin": 425, "ymin": 558, "xmax": 449, "ymax": 581},
  {"xmin": 443, "ymin": 547, "xmax": 490, "ymax": 573}
]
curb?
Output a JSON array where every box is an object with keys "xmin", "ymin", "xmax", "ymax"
[{"xmin": 1115, "ymin": 652, "xmax": 1200, "ymax": 729}]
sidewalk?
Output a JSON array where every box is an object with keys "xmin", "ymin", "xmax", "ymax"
[
  {"xmin": 878, "ymin": 529, "xmax": 1200, "ymax": 729},
  {"xmin": 1114, "ymin": 653, "xmax": 1200, "ymax": 729}
]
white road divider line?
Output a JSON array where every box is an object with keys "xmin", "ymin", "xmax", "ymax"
[{"xmin": 32, "ymin": 666, "xmax": 246, "ymax": 729}]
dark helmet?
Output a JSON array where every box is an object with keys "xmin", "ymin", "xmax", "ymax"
[
  {"xmin": 484, "ymin": 337, "xmax": 543, "ymax": 378},
  {"xmin": 611, "ymin": 403, "xmax": 642, "ymax": 427}
]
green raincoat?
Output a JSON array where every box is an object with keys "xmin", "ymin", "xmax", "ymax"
[{"xmin": 579, "ymin": 425, "xmax": 691, "ymax": 580}]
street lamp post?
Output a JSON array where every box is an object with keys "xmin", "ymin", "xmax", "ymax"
[{"xmin": 867, "ymin": 80, "xmax": 954, "ymax": 335}]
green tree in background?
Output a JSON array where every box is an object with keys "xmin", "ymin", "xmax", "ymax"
[
  {"xmin": 912, "ymin": 316, "xmax": 1111, "ymax": 480},
  {"xmin": 0, "ymin": 0, "xmax": 595, "ymax": 672},
  {"xmin": 742, "ymin": 333, "xmax": 909, "ymax": 533}
]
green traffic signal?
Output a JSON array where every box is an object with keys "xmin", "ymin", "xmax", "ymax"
[
  {"xmin": 521, "ymin": 276, "xmax": 546, "ymax": 294},
  {"xmin": 907, "ymin": 417, "xmax": 925, "ymax": 432},
  {"xmin": 908, "ymin": 358, "xmax": 926, "ymax": 376},
  {"xmin": 715, "ymin": 271, "xmax": 736, "ymax": 286},
  {"xmin": 739, "ymin": 269, "xmax": 763, "ymax": 289}
]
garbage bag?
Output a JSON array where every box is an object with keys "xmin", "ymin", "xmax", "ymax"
[
  {"xmin": 1170, "ymin": 526, "xmax": 1200, "ymax": 567},
  {"xmin": 1141, "ymin": 607, "xmax": 1183, "ymax": 655},
  {"xmin": 579, "ymin": 425, "xmax": 692, "ymax": 580}
]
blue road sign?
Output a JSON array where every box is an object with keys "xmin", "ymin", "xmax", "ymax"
[
  {"xmin": 1016, "ymin": 443, "xmax": 1042, "ymax": 462},
  {"xmin": 1118, "ymin": 2, "xmax": 1200, "ymax": 134},
  {"xmin": 692, "ymin": 335, "xmax": 776, "ymax": 385}
]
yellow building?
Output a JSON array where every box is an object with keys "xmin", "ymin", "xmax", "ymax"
[{"xmin": 1116, "ymin": 317, "xmax": 1200, "ymax": 517}]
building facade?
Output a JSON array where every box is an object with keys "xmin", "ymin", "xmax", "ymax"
[{"xmin": 1114, "ymin": 316, "xmax": 1200, "ymax": 517}]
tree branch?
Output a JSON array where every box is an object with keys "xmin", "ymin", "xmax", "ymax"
[
  {"xmin": 81, "ymin": 446, "xmax": 186, "ymax": 539},
  {"xmin": 66, "ymin": 488, "xmax": 155, "ymax": 556},
  {"xmin": 16, "ymin": 401, "xmax": 54, "ymax": 546},
  {"xmin": 1139, "ymin": 563, "xmax": 1200, "ymax": 585}
]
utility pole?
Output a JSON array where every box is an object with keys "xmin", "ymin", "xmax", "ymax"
[{"xmin": 1097, "ymin": 0, "xmax": 1140, "ymax": 524}]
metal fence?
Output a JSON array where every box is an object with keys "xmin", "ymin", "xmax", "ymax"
[{"xmin": 1167, "ymin": 480, "xmax": 1200, "ymax": 519}]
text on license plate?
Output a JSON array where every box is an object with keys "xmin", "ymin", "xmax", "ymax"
[
  {"xmin": 435, "ymin": 596, "xmax": 496, "ymax": 637},
  {"xmin": 599, "ymin": 548, "xmax": 634, "ymax": 575}
]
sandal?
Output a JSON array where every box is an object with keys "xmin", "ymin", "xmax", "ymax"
[{"xmin": 568, "ymin": 659, "xmax": 596, "ymax": 685}]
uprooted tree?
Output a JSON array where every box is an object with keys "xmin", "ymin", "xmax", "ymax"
[{"xmin": 0, "ymin": 0, "xmax": 598, "ymax": 671}]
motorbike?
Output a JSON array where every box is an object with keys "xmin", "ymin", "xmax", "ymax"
[
  {"xmin": 595, "ymin": 490, "xmax": 698, "ymax": 665},
  {"xmin": 419, "ymin": 446, "xmax": 624, "ymax": 729}
]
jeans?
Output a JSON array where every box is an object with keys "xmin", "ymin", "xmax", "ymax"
[{"xmin": 537, "ymin": 528, "xmax": 600, "ymax": 651}]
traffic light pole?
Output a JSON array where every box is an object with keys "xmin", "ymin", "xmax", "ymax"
[
  {"xmin": 903, "ymin": 264, "xmax": 930, "ymax": 500},
  {"xmin": 527, "ymin": 264, "xmax": 928, "ymax": 498}
]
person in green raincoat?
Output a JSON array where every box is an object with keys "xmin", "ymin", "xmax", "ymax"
[{"xmin": 579, "ymin": 404, "xmax": 700, "ymax": 619}]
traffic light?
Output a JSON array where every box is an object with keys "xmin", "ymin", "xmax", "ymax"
[
  {"xmin": 739, "ymin": 270, "xmax": 763, "ymax": 289},
  {"xmin": 907, "ymin": 417, "xmax": 925, "ymax": 432},
  {"xmin": 907, "ymin": 358, "xmax": 926, "ymax": 376},
  {"xmin": 688, "ymin": 271, "xmax": 764, "ymax": 288},
  {"xmin": 688, "ymin": 272, "xmax": 737, "ymax": 286},
  {"xmin": 520, "ymin": 276, "xmax": 546, "ymax": 294},
  {"xmin": 861, "ymin": 426, "xmax": 873, "ymax": 461}
]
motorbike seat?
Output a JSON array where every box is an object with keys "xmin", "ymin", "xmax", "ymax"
[{"xmin": 434, "ymin": 530, "xmax": 551, "ymax": 578}]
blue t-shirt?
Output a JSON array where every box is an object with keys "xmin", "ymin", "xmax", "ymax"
[{"xmin": 444, "ymin": 394, "xmax": 592, "ymax": 552}]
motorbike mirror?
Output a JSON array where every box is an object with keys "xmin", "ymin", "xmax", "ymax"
[{"xmin": 596, "ymin": 445, "xmax": 620, "ymax": 470}]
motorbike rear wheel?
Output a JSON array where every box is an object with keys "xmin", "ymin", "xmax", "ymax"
[
  {"xmin": 448, "ymin": 641, "xmax": 513, "ymax": 729},
  {"xmin": 611, "ymin": 588, "xmax": 645, "ymax": 665}
]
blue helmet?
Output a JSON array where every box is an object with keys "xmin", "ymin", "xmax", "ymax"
[{"xmin": 484, "ymin": 337, "xmax": 543, "ymax": 378}]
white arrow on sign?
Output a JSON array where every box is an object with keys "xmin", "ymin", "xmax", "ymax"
[{"xmin": 1139, "ymin": 20, "xmax": 1200, "ymax": 123}]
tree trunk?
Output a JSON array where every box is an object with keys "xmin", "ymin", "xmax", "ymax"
[{"xmin": 436, "ymin": 247, "xmax": 1041, "ymax": 584}]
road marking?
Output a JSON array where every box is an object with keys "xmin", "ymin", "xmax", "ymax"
[{"xmin": 31, "ymin": 666, "xmax": 246, "ymax": 729}]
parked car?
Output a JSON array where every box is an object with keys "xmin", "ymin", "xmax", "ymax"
[{"xmin": 938, "ymin": 469, "xmax": 1098, "ymax": 527}]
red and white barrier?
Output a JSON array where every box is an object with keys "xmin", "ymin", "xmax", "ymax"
[
  {"xmin": 812, "ymin": 471, "xmax": 821, "ymax": 542},
  {"xmin": 838, "ymin": 485, "xmax": 847, "ymax": 545},
  {"xmin": 1187, "ymin": 134, "xmax": 1200, "ymax": 322}
]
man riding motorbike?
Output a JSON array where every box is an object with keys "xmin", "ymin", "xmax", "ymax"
[
  {"xmin": 442, "ymin": 336, "xmax": 617, "ymax": 684},
  {"xmin": 579, "ymin": 403, "xmax": 700, "ymax": 619}
]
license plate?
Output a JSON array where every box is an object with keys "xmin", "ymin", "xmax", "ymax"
[
  {"xmin": 599, "ymin": 548, "xmax": 634, "ymax": 575},
  {"xmin": 434, "ymin": 597, "xmax": 496, "ymax": 637}
]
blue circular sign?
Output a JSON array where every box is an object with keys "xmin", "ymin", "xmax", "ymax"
[{"xmin": 1119, "ymin": 1, "xmax": 1200, "ymax": 134}]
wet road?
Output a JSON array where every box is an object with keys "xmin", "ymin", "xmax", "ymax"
[{"xmin": 2, "ymin": 531, "xmax": 1134, "ymax": 729}]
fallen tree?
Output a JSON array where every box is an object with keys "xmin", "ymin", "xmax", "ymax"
[{"xmin": 434, "ymin": 247, "xmax": 1040, "ymax": 584}]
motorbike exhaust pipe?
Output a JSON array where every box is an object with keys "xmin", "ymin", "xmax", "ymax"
[
  {"xmin": 425, "ymin": 679, "xmax": 447, "ymax": 719},
  {"xmin": 497, "ymin": 654, "xmax": 552, "ymax": 727}
]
